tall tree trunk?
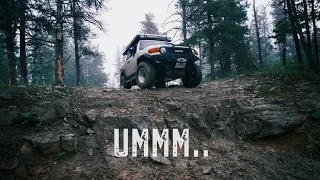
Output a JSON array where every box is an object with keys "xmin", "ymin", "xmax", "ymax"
[
  {"xmin": 303, "ymin": 0, "xmax": 312, "ymax": 51},
  {"xmin": 219, "ymin": 58, "xmax": 224, "ymax": 76},
  {"xmin": 286, "ymin": 0, "xmax": 303, "ymax": 64},
  {"xmin": 5, "ymin": 22, "xmax": 17, "ymax": 86},
  {"xmin": 181, "ymin": 0, "xmax": 187, "ymax": 43},
  {"xmin": 253, "ymin": 0, "xmax": 263, "ymax": 67},
  {"xmin": 6, "ymin": 33, "xmax": 17, "ymax": 86},
  {"xmin": 282, "ymin": 40, "xmax": 287, "ymax": 66},
  {"xmin": 278, "ymin": 43, "xmax": 281, "ymax": 61},
  {"xmin": 198, "ymin": 40, "xmax": 202, "ymax": 69},
  {"xmin": 31, "ymin": 45, "xmax": 38, "ymax": 85},
  {"xmin": 289, "ymin": 0, "xmax": 317, "ymax": 71},
  {"xmin": 311, "ymin": 0, "xmax": 319, "ymax": 66},
  {"xmin": 55, "ymin": 0, "xmax": 65, "ymax": 86},
  {"xmin": 225, "ymin": 56, "xmax": 231, "ymax": 76},
  {"xmin": 72, "ymin": 0, "xmax": 80, "ymax": 86},
  {"xmin": 208, "ymin": 11, "xmax": 215, "ymax": 80},
  {"xmin": 19, "ymin": 0, "xmax": 27, "ymax": 85}
]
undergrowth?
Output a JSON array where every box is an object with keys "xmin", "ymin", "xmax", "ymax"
[
  {"xmin": 13, "ymin": 112, "xmax": 42, "ymax": 130},
  {"xmin": 262, "ymin": 63, "xmax": 320, "ymax": 83}
]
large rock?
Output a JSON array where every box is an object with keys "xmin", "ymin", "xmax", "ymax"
[
  {"xmin": 297, "ymin": 99, "xmax": 318, "ymax": 113},
  {"xmin": 202, "ymin": 166, "xmax": 215, "ymax": 175},
  {"xmin": 86, "ymin": 127, "xmax": 95, "ymax": 135},
  {"xmin": 23, "ymin": 132, "xmax": 61, "ymax": 155},
  {"xmin": 54, "ymin": 100, "xmax": 70, "ymax": 118},
  {"xmin": 60, "ymin": 134, "xmax": 77, "ymax": 152},
  {"xmin": 165, "ymin": 101, "xmax": 181, "ymax": 111},
  {"xmin": 191, "ymin": 97, "xmax": 308, "ymax": 139},
  {"xmin": 84, "ymin": 109, "xmax": 98, "ymax": 123},
  {"xmin": 31, "ymin": 105, "xmax": 57, "ymax": 123},
  {"xmin": 149, "ymin": 153, "xmax": 171, "ymax": 165},
  {"xmin": 131, "ymin": 115, "xmax": 152, "ymax": 132},
  {"xmin": 85, "ymin": 136, "xmax": 99, "ymax": 149}
]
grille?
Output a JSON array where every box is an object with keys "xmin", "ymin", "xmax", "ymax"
[{"xmin": 168, "ymin": 46, "xmax": 191, "ymax": 55}]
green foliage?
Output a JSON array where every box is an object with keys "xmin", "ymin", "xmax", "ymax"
[
  {"xmin": 0, "ymin": 83, "xmax": 8, "ymax": 89},
  {"xmin": 312, "ymin": 110, "xmax": 320, "ymax": 119},
  {"xmin": 56, "ymin": 151, "xmax": 67, "ymax": 161},
  {"xmin": 258, "ymin": 84, "xmax": 271, "ymax": 97},
  {"xmin": 262, "ymin": 63, "xmax": 320, "ymax": 82},
  {"xmin": 64, "ymin": 44, "xmax": 109, "ymax": 86},
  {"xmin": 13, "ymin": 112, "xmax": 42, "ymax": 129},
  {"xmin": 203, "ymin": 74, "xmax": 212, "ymax": 83},
  {"xmin": 185, "ymin": 0, "xmax": 254, "ymax": 79}
]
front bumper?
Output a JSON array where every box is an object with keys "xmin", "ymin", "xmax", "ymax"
[
  {"xmin": 152, "ymin": 52, "xmax": 199, "ymax": 70},
  {"xmin": 146, "ymin": 52, "xmax": 199, "ymax": 80}
]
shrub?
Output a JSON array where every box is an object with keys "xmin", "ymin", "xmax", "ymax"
[{"xmin": 13, "ymin": 112, "xmax": 42, "ymax": 129}]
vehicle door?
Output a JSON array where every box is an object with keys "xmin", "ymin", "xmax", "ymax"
[
  {"xmin": 125, "ymin": 50, "xmax": 134, "ymax": 77},
  {"xmin": 126, "ymin": 45, "xmax": 138, "ymax": 77},
  {"xmin": 131, "ymin": 42, "xmax": 141, "ymax": 75}
]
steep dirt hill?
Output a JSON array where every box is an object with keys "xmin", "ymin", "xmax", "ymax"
[{"xmin": 0, "ymin": 73, "xmax": 320, "ymax": 179}]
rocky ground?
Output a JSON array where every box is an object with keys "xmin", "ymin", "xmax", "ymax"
[{"xmin": 0, "ymin": 73, "xmax": 320, "ymax": 180}]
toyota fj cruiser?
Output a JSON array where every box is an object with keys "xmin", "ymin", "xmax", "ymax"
[{"xmin": 120, "ymin": 34, "xmax": 202, "ymax": 89}]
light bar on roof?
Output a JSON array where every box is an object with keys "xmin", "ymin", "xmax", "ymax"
[{"xmin": 139, "ymin": 34, "xmax": 171, "ymax": 42}]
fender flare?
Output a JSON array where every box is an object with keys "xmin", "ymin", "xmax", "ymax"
[{"xmin": 137, "ymin": 54, "xmax": 156, "ymax": 66}]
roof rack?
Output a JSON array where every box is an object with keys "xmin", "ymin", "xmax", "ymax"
[{"xmin": 123, "ymin": 34, "xmax": 171, "ymax": 55}]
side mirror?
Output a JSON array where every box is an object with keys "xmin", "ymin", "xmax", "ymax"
[{"xmin": 131, "ymin": 47, "xmax": 136, "ymax": 53}]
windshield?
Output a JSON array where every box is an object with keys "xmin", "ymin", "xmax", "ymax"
[{"xmin": 139, "ymin": 40, "xmax": 173, "ymax": 50}]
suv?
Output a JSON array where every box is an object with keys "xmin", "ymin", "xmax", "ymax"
[{"xmin": 120, "ymin": 34, "xmax": 202, "ymax": 89}]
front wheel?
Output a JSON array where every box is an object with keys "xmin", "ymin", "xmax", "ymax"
[
  {"xmin": 136, "ymin": 62, "xmax": 156, "ymax": 89},
  {"xmin": 182, "ymin": 64, "xmax": 202, "ymax": 88}
]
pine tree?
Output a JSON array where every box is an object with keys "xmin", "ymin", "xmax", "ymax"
[
  {"xmin": 114, "ymin": 46, "xmax": 125, "ymax": 88},
  {"xmin": 187, "ymin": 0, "xmax": 252, "ymax": 80},
  {"xmin": 250, "ymin": 5, "xmax": 273, "ymax": 65},
  {"xmin": 140, "ymin": 12, "xmax": 160, "ymax": 34}
]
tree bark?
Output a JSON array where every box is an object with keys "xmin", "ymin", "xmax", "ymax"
[
  {"xmin": 208, "ymin": 11, "xmax": 215, "ymax": 80},
  {"xmin": 286, "ymin": 0, "xmax": 303, "ymax": 65},
  {"xmin": 198, "ymin": 40, "xmax": 202, "ymax": 69},
  {"xmin": 55, "ymin": 0, "xmax": 65, "ymax": 86},
  {"xmin": 253, "ymin": 0, "xmax": 263, "ymax": 67},
  {"xmin": 6, "ymin": 29, "xmax": 17, "ymax": 86},
  {"xmin": 31, "ymin": 44, "xmax": 39, "ymax": 85},
  {"xmin": 3, "ymin": 1, "xmax": 18, "ymax": 86},
  {"xmin": 225, "ymin": 56, "xmax": 231, "ymax": 76},
  {"xmin": 311, "ymin": 0, "xmax": 319, "ymax": 66},
  {"xmin": 282, "ymin": 40, "xmax": 287, "ymax": 66},
  {"xmin": 19, "ymin": 0, "xmax": 27, "ymax": 85},
  {"xmin": 303, "ymin": 0, "xmax": 312, "ymax": 52},
  {"xmin": 289, "ymin": 0, "xmax": 317, "ymax": 71},
  {"xmin": 72, "ymin": 0, "xmax": 80, "ymax": 86},
  {"xmin": 181, "ymin": 0, "xmax": 187, "ymax": 43}
]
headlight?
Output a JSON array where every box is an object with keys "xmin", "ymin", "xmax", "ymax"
[{"xmin": 160, "ymin": 47, "xmax": 167, "ymax": 54}]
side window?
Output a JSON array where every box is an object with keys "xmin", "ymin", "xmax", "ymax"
[
  {"xmin": 126, "ymin": 51, "xmax": 132, "ymax": 60},
  {"xmin": 131, "ymin": 45, "xmax": 137, "ymax": 57},
  {"xmin": 126, "ymin": 44, "xmax": 138, "ymax": 61}
]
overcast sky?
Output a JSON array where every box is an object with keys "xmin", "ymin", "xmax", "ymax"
[{"xmin": 91, "ymin": 0, "xmax": 271, "ymax": 87}]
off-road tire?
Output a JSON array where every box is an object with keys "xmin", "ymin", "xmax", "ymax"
[
  {"xmin": 136, "ymin": 62, "xmax": 156, "ymax": 89},
  {"xmin": 120, "ymin": 75, "xmax": 132, "ymax": 89},
  {"xmin": 182, "ymin": 64, "xmax": 202, "ymax": 88}
]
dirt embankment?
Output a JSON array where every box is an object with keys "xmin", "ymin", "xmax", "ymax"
[{"xmin": 0, "ymin": 74, "xmax": 320, "ymax": 179}]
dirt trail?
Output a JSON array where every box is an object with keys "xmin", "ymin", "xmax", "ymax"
[{"xmin": 0, "ymin": 74, "xmax": 320, "ymax": 179}]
